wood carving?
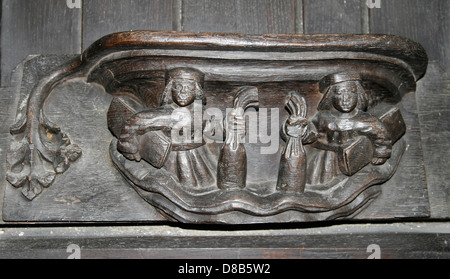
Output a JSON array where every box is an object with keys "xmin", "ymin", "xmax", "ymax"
[
  {"xmin": 5, "ymin": 31, "xmax": 428, "ymax": 224},
  {"xmin": 6, "ymin": 59, "xmax": 83, "ymax": 200}
]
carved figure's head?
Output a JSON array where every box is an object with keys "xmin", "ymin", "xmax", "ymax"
[
  {"xmin": 162, "ymin": 68, "xmax": 205, "ymax": 107},
  {"xmin": 318, "ymin": 72, "xmax": 368, "ymax": 112},
  {"xmin": 332, "ymin": 81, "xmax": 359, "ymax": 113}
]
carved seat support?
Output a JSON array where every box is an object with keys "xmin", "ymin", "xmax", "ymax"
[{"xmin": 4, "ymin": 31, "xmax": 429, "ymax": 224}]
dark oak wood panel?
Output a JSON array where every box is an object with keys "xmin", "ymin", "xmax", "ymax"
[
  {"xmin": 1, "ymin": 0, "xmax": 82, "ymax": 86},
  {"xmin": 0, "ymin": 223, "xmax": 448, "ymax": 259},
  {"xmin": 0, "ymin": 87, "xmax": 18, "ymax": 223},
  {"xmin": 303, "ymin": 0, "xmax": 363, "ymax": 34},
  {"xmin": 82, "ymin": 0, "xmax": 174, "ymax": 51},
  {"xmin": 0, "ymin": 0, "xmax": 448, "ymax": 259},
  {"xmin": 367, "ymin": 0, "xmax": 450, "ymax": 217},
  {"xmin": 182, "ymin": 0, "xmax": 296, "ymax": 34},
  {"xmin": 415, "ymin": 63, "xmax": 450, "ymax": 218},
  {"xmin": 0, "ymin": 32, "xmax": 430, "ymax": 224},
  {"xmin": 370, "ymin": 0, "xmax": 448, "ymax": 70}
]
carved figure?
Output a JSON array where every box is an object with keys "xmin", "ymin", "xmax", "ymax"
[
  {"xmin": 5, "ymin": 31, "xmax": 426, "ymax": 224},
  {"xmin": 107, "ymin": 68, "xmax": 217, "ymax": 189},
  {"xmin": 304, "ymin": 72, "xmax": 396, "ymax": 185}
]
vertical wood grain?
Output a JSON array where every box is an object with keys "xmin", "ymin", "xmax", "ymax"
[
  {"xmin": 173, "ymin": 0, "xmax": 183, "ymax": 31},
  {"xmin": 303, "ymin": 0, "xmax": 363, "ymax": 34},
  {"xmin": 370, "ymin": 0, "xmax": 447, "ymax": 68},
  {"xmin": 415, "ymin": 63, "xmax": 450, "ymax": 218},
  {"xmin": 0, "ymin": 0, "xmax": 448, "ymax": 221},
  {"xmin": 295, "ymin": 0, "xmax": 304, "ymax": 34},
  {"xmin": 82, "ymin": 0, "xmax": 174, "ymax": 50},
  {"xmin": 1, "ymin": 0, "xmax": 82, "ymax": 85},
  {"xmin": 369, "ymin": 0, "xmax": 449, "ymax": 217},
  {"xmin": 182, "ymin": 0, "xmax": 296, "ymax": 34}
]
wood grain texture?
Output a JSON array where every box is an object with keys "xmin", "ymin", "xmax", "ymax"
[
  {"xmin": 303, "ymin": 0, "xmax": 363, "ymax": 34},
  {"xmin": 0, "ymin": 223, "xmax": 448, "ymax": 259},
  {"xmin": 370, "ymin": 0, "xmax": 448, "ymax": 70},
  {"xmin": 1, "ymin": 32, "xmax": 430, "ymax": 223},
  {"xmin": 0, "ymin": 0, "xmax": 447, "ymax": 258},
  {"xmin": 0, "ymin": 87, "xmax": 18, "ymax": 225},
  {"xmin": 1, "ymin": 0, "xmax": 82, "ymax": 86},
  {"xmin": 369, "ymin": 0, "xmax": 450, "ymax": 217},
  {"xmin": 443, "ymin": 0, "xmax": 450, "ymax": 71},
  {"xmin": 356, "ymin": 91, "xmax": 429, "ymax": 220},
  {"xmin": 415, "ymin": 63, "xmax": 450, "ymax": 218},
  {"xmin": 182, "ymin": 0, "xmax": 296, "ymax": 34},
  {"xmin": 1, "ymin": 55, "xmax": 165, "ymax": 222},
  {"xmin": 82, "ymin": 0, "xmax": 174, "ymax": 51}
]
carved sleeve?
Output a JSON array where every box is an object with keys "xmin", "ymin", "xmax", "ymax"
[
  {"xmin": 108, "ymin": 92, "xmax": 175, "ymax": 137},
  {"xmin": 356, "ymin": 115, "xmax": 393, "ymax": 159},
  {"xmin": 107, "ymin": 92, "xmax": 147, "ymax": 138}
]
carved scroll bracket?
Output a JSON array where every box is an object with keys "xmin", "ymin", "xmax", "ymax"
[{"xmin": 6, "ymin": 57, "xmax": 83, "ymax": 200}]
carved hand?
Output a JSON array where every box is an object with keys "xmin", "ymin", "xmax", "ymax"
[
  {"xmin": 117, "ymin": 107, "xmax": 190, "ymax": 161},
  {"xmin": 285, "ymin": 92, "xmax": 308, "ymax": 139},
  {"xmin": 117, "ymin": 116, "xmax": 142, "ymax": 161},
  {"xmin": 170, "ymin": 107, "xmax": 192, "ymax": 131},
  {"xmin": 372, "ymin": 157, "xmax": 388, "ymax": 165},
  {"xmin": 285, "ymin": 115, "xmax": 308, "ymax": 138}
]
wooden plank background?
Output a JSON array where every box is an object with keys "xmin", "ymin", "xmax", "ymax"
[
  {"xmin": 182, "ymin": 0, "xmax": 297, "ymax": 34},
  {"xmin": 1, "ymin": 0, "xmax": 82, "ymax": 85},
  {"xmin": 0, "ymin": 223, "xmax": 448, "ymax": 259},
  {"xmin": 0, "ymin": 0, "xmax": 448, "ymax": 219},
  {"xmin": 1, "ymin": 0, "xmax": 448, "ymax": 85}
]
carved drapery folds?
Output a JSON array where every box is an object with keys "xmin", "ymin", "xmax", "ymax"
[{"xmin": 5, "ymin": 31, "xmax": 428, "ymax": 224}]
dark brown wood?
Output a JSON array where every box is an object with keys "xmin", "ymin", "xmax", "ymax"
[
  {"xmin": 1, "ymin": 0, "xmax": 82, "ymax": 86},
  {"xmin": 415, "ymin": 64, "xmax": 450, "ymax": 218},
  {"xmin": 370, "ymin": 0, "xmax": 448, "ymax": 70},
  {"xmin": 366, "ymin": 0, "xmax": 450, "ymax": 221},
  {"xmin": 1, "ymin": 56, "xmax": 165, "ymax": 222},
  {"xmin": 1, "ymin": 31, "xmax": 431, "ymax": 225},
  {"xmin": 82, "ymin": 0, "xmax": 174, "ymax": 51},
  {"xmin": 0, "ymin": 223, "xmax": 448, "ymax": 259},
  {"xmin": 182, "ymin": 0, "xmax": 297, "ymax": 34},
  {"xmin": 0, "ymin": 0, "xmax": 448, "ymax": 260},
  {"xmin": 218, "ymin": 86, "xmax": 259, "ymax": 190},
  {"xmin": 0, "ymin": 86, "xmax": 19, "ymax": 221},
  {"xmin": 303, "ymin": 0, "xmax": 363, "ymax": 34},
  {"xmin": 277, "ymin": 93, "xmax": 308, "ymax": 192}
]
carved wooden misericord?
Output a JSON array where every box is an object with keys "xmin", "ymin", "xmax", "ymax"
[{"xmin": 4, "ymin": 31, "xmax": 430, "ymax": 224}]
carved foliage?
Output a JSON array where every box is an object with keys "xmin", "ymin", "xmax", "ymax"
[
  {"xmin": 6, "ymin": 119, "xmax": 81, "ymax": 200},
  {"xmin": 6, "ymin": 57, "xmax": 83, "ymax": 200}
]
